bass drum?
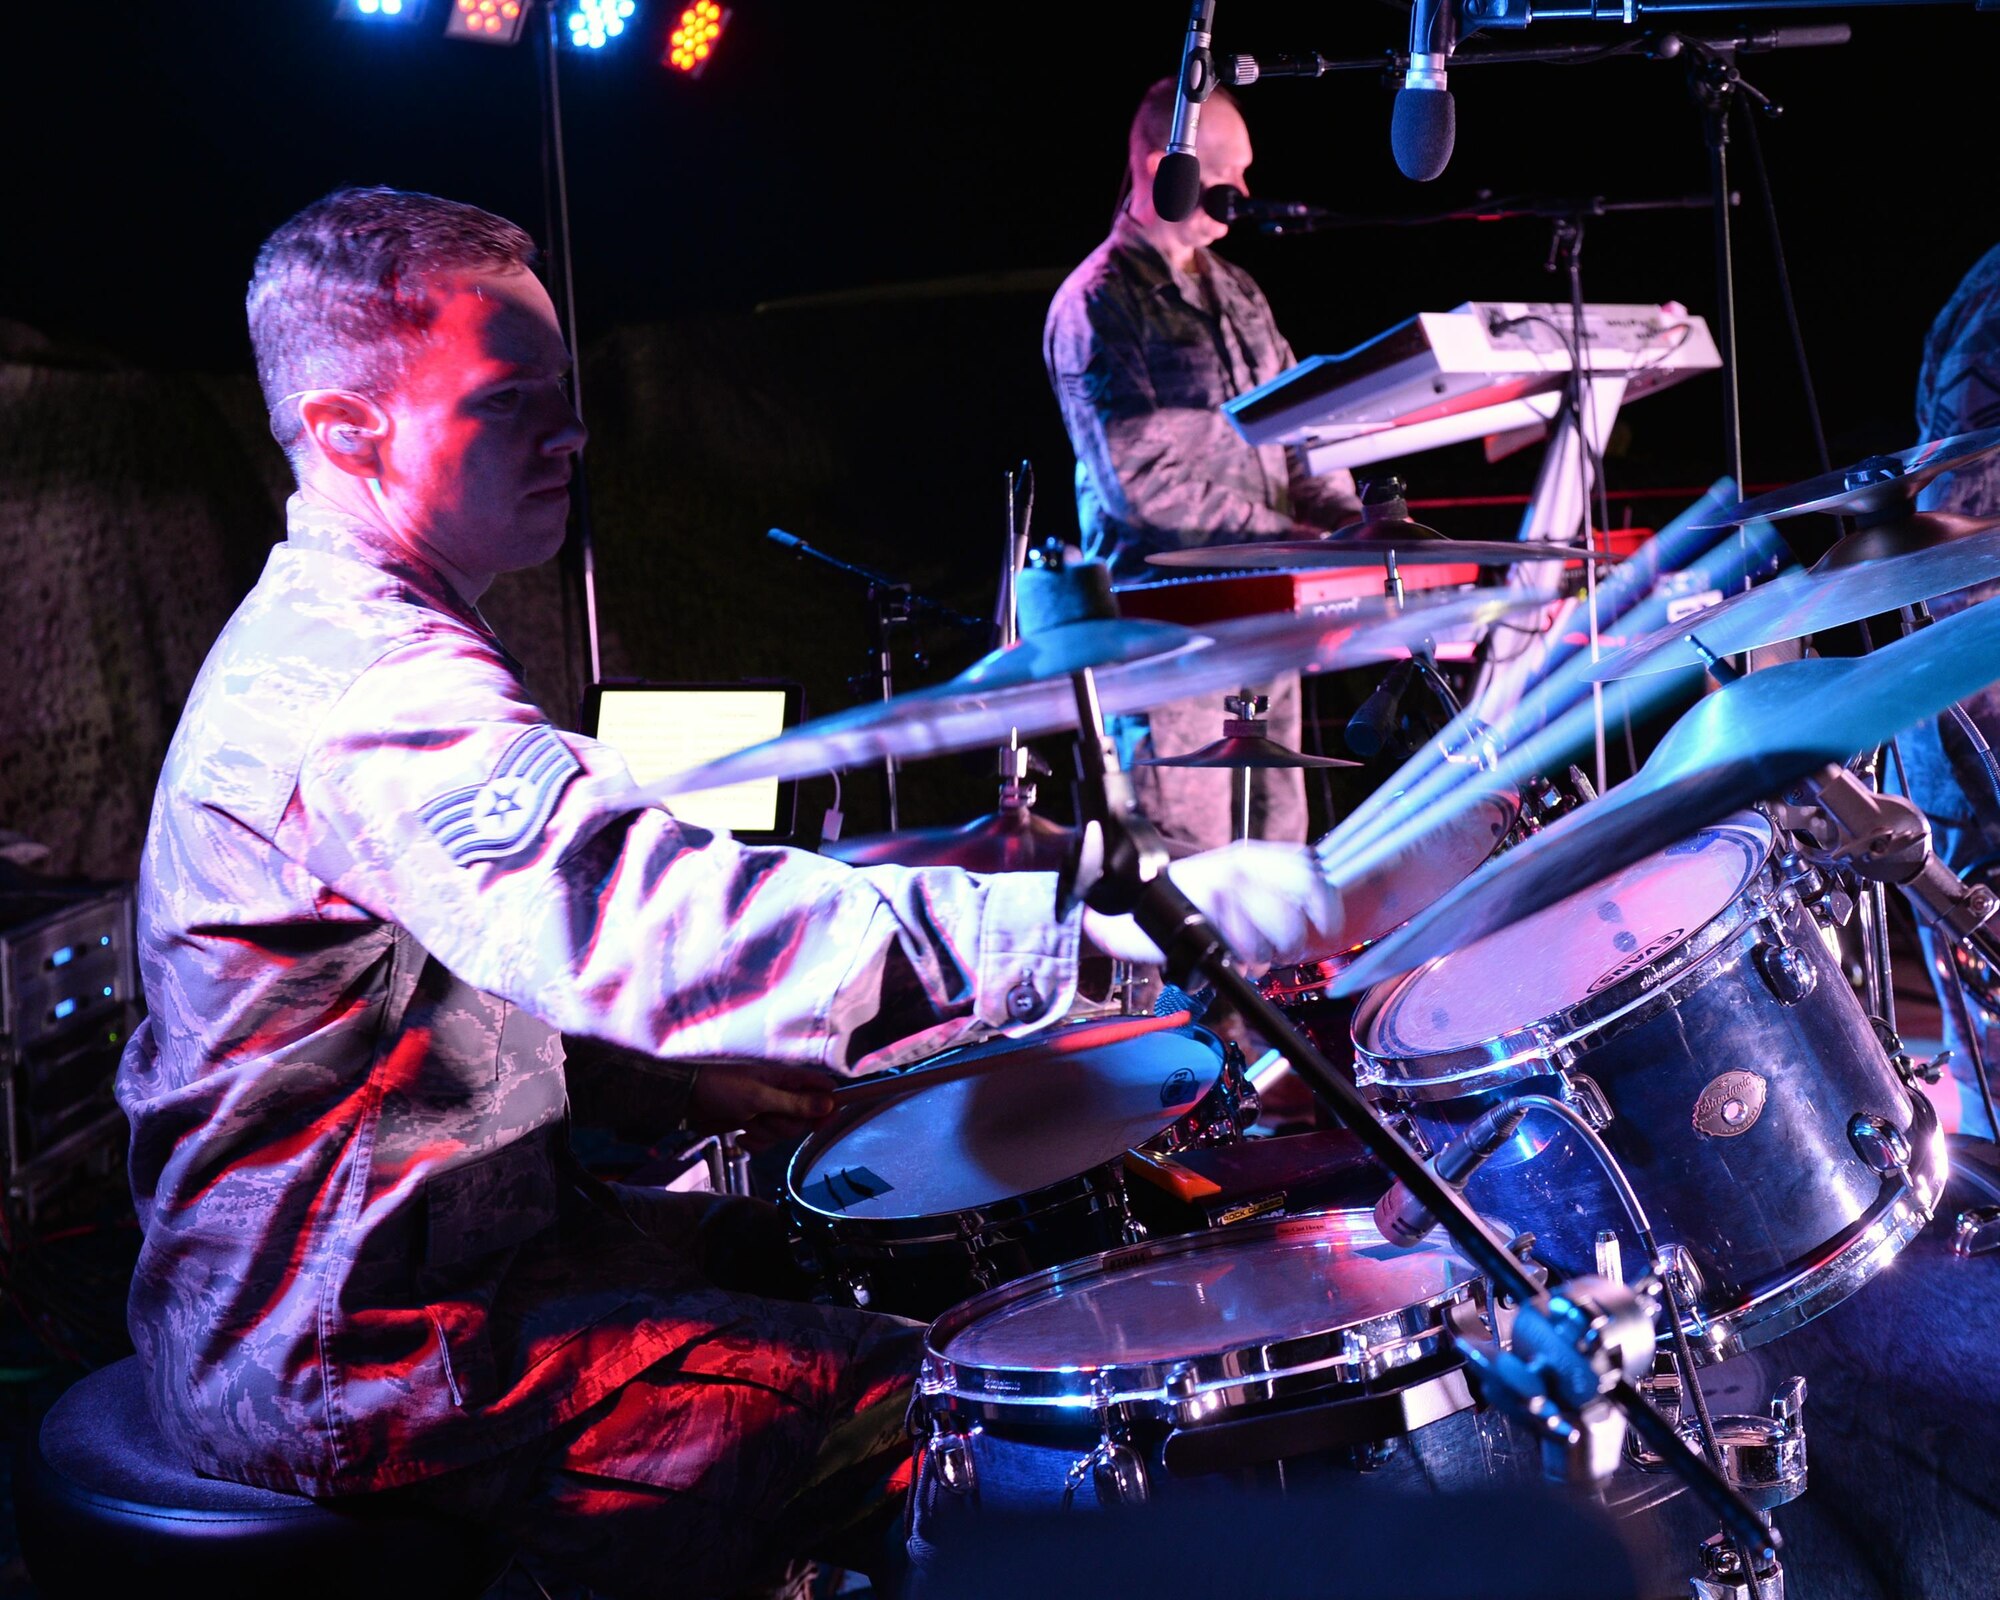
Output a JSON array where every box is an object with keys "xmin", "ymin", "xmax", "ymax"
[
  {"xmin": 787, "ymin": 1017, "xmax": 1250, "ymax": 1322},
  {"xmin": 1354, "ymin": 811, "xmax": 1945, "ymax": 1363}
]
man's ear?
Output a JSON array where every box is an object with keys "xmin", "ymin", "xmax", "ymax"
[
  {"xmin": 297, "ymin": 391, "xmax": 389, "ymax": 479},
  {"xmin": 1143, "ymin": 148, "xmax": 1166, "ymax": 182}
]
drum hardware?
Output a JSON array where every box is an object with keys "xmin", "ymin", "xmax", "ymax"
[
  {"xmin": 1629, "ymin": 1373, "xmax": 1809, "ymax": 1512},
  {"xmin": 1052, "ymin": 640, "xmax": 1778, "ymax": 1561},
  {"xmin": 1063, "ymin": 1375, "xmax": 1151, "ymax": 1510},
  {"xmin": 1137, "ymin": 687, "xmax": 1360, "ymax": 843},
  {"xmin": 1952, "ymin": 1205, "xmax": 2000, "ymax": 1258},
  {"xmin": 1693, "ymin": 1534, "xmax": 1785, "ymax": 1600}
]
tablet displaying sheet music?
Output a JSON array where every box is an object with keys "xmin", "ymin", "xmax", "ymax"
[{"xmin": 585, "ymin": 681, "xmax": 803, "ymax": 843}]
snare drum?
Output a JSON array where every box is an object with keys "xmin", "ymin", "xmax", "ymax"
[
  {"xmin": 1354, "ymin": 811, "xmax": 1946, "ymax": 1363},
  {"xmin": 911, "ymin": 1209, "xmax": 1516, "ymax": 1527},
  {"xmin": 787, "ymin": 1019, "xmax": 1250, "ymax": 1320}
]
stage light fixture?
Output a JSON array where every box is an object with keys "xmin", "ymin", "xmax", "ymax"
[
  {"xmin": 664, "ymin": 0, "xmax": 726, "ymax": 73},
  {"xmin": 336, "ymin": 0, "xmax": 426, "ymax": 21},
  {"xmin": 565, "ymin": 0, "xmax": 636, "ymax": 49},
  {"xmin": 445, "ymin": 0, "xmax": 528, "ymax": 43}
]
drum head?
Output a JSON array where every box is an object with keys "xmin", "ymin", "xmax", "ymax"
[
  {"xmin": 792, "ymin": 1022, "xmax": 1222, "ymax": 1221},
  {"xmin": 929, "ymin": 1210, "xmax": 1478, "ymax": 1401},
  {"xmin": 1363, "ymin": 813, "xmax": 1773, "ymax": 1060},
  {"xmin": 1332, "ymin": 786, "xmax": 1520, "ymax": 953}
]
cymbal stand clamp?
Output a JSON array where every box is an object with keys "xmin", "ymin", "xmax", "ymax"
[{"xmin": 1061, "ymin": 663, "xmax": 1780, "ymax": 1568}]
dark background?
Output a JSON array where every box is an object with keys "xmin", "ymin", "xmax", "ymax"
[{"xmin": 2, "ymin": 0, "xmax": 1995, "ymax": 865}]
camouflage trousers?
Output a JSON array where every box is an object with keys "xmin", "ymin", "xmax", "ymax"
[
  {"xmin": 1110, "ymin": 672, "xmax": 1309, "ymax": 853},
  {"xmin": 397, "ymin": 1193, "xmax": 922, "ymax": 1600}
]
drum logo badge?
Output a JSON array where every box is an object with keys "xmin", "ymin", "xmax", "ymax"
[
  {"xmin": 1159, "ymin": 1067, "xmax": 1200, "ymax": 1107},
  {"xmin": 1693, "ymin": 1070, "xmax": 1768, "ymax": 1138},
  {"xmin": 1587, "ymin": 929, "xmax": 1686, "ymax": 994}
]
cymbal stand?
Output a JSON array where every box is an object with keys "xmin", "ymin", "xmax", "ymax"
[
  {"xmin": 1783, "ymin": 758, "xmax": 2000, "ymax": 1034},
  {"xmin": 1058, "ymin": 661, "xmax": 1780, "ymax": 1566},
  {"xmin": 1224, "ymin": 690, "xmax": 1264, "ymax": 843}
]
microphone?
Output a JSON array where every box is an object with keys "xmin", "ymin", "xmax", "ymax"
[
  {"xmin": 1373, "ymin": 1101, "xmax": 1528, "ymax": 1248},
  {"xmin": 1154, "ymin": 0, "xmax": 1219, "ymax": 223},
  {"xmin": 1392, "ymin": 0, "xmax": 1460, "ymax": 182},
  {"xmin": 1200, "ymin": 185, "xmax": 1328, "ymax": 228},
  {"xmin": 1155, "ymin": 983, "xmax": 1213, "ymax": 1024},
  {"xmin": 1218, "ymin": 50, "xmax": 1329, "ymax": 87},
  {"xmin": 1346, "ymin": 657, "xmax": 1421, "ymax": 759}
]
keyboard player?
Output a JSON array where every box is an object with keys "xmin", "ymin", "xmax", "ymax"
[{"xmin": 1043, "ymin": 78, "xmax": 1359, "ymax": 850}]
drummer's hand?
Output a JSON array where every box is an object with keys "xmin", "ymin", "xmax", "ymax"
[
  {"xmin": 688, "ymin": 1061, "xmax": 839, "ymax": 1150},
  {"xmin": 1080, "ymin": 841, "xmax": 1342, "ymax": 974}
]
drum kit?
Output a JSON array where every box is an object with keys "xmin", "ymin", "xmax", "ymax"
[{"xmin": 652, "ymin": 429, "xmax": 2000, "ymax": 1599}]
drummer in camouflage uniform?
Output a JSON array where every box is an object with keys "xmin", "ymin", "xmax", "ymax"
[{"xmin": 115, "ymin": 187, "xmax": 1336, "ymax": 1597}]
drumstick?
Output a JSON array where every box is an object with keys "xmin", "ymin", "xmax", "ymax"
[{"xmin": 830, "ymin": 1010, "xmax": 1195, "ymax": 1113}]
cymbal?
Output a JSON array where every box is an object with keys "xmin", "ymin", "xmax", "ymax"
[
  {"xmin": 1587, "ymin": 514, "xmax": 2000, "ymax": 681},
  {"xmin": 955, "ymin": 619, "xmax": 1201, "ymax": 689},
  {"xmin": 1140, "ymin": 733, "xmax": 1361, "ymax": 770},
  {"xmin": 824, "ymin": 807, "xmax": 1077, "ymax": 873},
  {"xmin": 639, "ymin": 589, "xmax": 1536, "ymax": 801},
  {"xmin": 1690, "ymin": 426, "xmax": 2000, "ymax": 528},
  {"xmin": 1328, "ymin": 596, "xmax": 2000, "ymax": 995},
  {"xmin": 1147, "ymin": 537, "xmax": 1613, "ymax": 572}
]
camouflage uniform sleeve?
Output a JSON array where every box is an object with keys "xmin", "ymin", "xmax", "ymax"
[
  {"xmin": 295, "ymin": 628, "xmax": 1081, "ymax": 1077},
  {"xmin": 1048, "ymin": 283, "xmax": 1300, "ymax": 543}
]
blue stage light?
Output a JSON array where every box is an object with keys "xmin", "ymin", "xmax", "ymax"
[
  {"xmin": 565, "ymin": 0, "xmax": 637, "ymax": 49},
  {"xmin": 336, "ymin": 0, "xmax": 427, "ymax": 22}
]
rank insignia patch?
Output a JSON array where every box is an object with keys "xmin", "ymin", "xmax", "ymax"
[{"xmin": 420, "ymin": 725, "xmax": 581, "ymax": 867}]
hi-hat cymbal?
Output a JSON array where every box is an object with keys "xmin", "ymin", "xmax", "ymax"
[
  {"xmin": 1147, "ymin": 537, "xmax": 1613, "ymax": 571},
  {"xmin": 824, "ymin": 807, "xmax": 1077, "ymax": 873},
  {"xmin": 1588, "ymin": 513, "xmax": 2000, "ymax": 681},
  {"xmin": 639, "ymin": 589, "xmax": 1536, "ymax": 801},
  {"xmin": 1690, "ymin": 426, "xmax": 2000, "ymax": 529},
  {"xmin": 1140, "ymin": 733, "xmax": 1361, "ymax": 770},
  {"xmin": 1329, "ymin": 596, "xmax": 2000, "ymax": 995}
]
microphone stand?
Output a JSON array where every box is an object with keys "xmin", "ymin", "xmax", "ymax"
[
  {"xmin": 1059, "ymin": 658, "xmax": 1779, "ymax": 1567},
  {"xmin": 766, "ymin": 529, "xmax": 982, "ymax": 830}
]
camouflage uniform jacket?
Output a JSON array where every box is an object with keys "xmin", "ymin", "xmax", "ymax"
[
  {"xmin": 116, "ymin": 495, "xmax": 1080, "ymax": 1496},
  {"xmin": 1044, "ymin": 212, "xmax": 1357, "ymax": 582}
]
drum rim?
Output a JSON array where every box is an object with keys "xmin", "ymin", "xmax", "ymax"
[
  {"xmin": 918, "ymin": 1207, "xmax": 1484, "ymax": 1419},
  {"xmin": 1352, "ymin": 811, "xmax": 1777, "ymax": 1096}
]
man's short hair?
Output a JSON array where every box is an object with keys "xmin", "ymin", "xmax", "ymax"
[
  {"xmin": 248, "ymin": 187, "xmax": 538, "ymax": 466},
  {"xmin": 1127, "ymin": 75, "xmax": 1239, "ymax": 179}
]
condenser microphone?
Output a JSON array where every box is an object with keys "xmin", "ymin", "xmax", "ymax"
[
  {"xmin": 1372, "ymin": 1101, "xmax": 1528, "ymax": 1248},
  {"xmin": 1153, "ymin": 0, "xmax": 1219, "ymax": 223},
  {"xmin": 1345, "ymin": 658, "xmax": 1421, "ymax": 759},
  {"xmin": 1392, "ymin": 0, "xmax": 1460, "ymax": 182},
  {"xmin": 1200, "ymin": 186, "xmax": 1328, "ymax": 227}
]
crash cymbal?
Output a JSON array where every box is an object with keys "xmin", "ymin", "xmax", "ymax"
[
  {"xmin": 1329, "ymin": 596, "xmax": 2000, "ymax": 995},
  {"xmin": 1587, "ymin": 514, "xmax": 2000, "ymax": 681},
  {"xmin": 1690, "ymin": 426, "xmax": 2000, "ymax": 529},
  {"xmin": 954, "ymin": 619, "xmax": 1201, "ymax": 689},
  {"xmin": 1141, "ymin": 734, "xmax": 1361, "ymax": 770},
  {"xmin": 1147, "ymin": 537, "xmax": 1614, "ymax": 571},
  {"xmin": 639, "ymin": 589, "xmax": 1537, "ymax": 801},
  {"xmin": 824, "ymin": 807, "xmax": 1077, "ymax": 873}
]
